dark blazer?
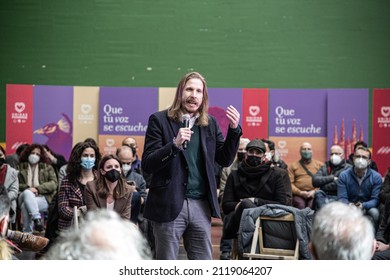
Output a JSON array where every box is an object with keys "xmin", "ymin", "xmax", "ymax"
[
  {"xmin": 85, "ymin": 180, "xmax": 132, "ymax": 220},
  {"xmin": 142, "ymin": 110, "xmax": 242, "ymax": 223}
]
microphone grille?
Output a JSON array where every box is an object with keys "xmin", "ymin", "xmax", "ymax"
[{"xmin": 182, "ymin": 114, "xmax": 191, "ymax": 121}]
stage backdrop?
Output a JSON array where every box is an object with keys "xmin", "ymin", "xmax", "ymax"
[
  {"xmin": 326, "ymin": 89, "xmax": 369, "ymax": 162},
  {"xmin": 6, "ymin": 84, "xmax": 387, "ymax": 175},
  {"xmin": 373, "ymin": 89, "xmax": 390, "ymax": 175},
  {"xmin": 269, "ymin": 89, "xmax": 327, "ymax": 164}
]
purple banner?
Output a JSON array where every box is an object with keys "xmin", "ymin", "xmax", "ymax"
[
  {"xmin": 269, "ymin": 89, "xmax": 327, "ymax": 137},
  {"xmin": 208, "ymin": 88, "xmax": 242, "ymax": 137},
  {"xmin": 99, "ymin": 87, "xmax": 158, "ymax": 136},
  {"xmin": 327, "ymin": 89, "xmax": 369, "ymax": 156},
  {"xmin": 33, "ymin": 86, "xmax": 73, "ymax": 160}
]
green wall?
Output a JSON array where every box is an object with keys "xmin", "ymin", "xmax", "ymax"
[{"xmin": 1, "ymin": 0, "xmax": 389, "ymax": 142}]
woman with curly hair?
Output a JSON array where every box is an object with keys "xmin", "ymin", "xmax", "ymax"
[
  {"xmin": 17, "ymin": 143, "xmax": 57, "ymax": 232},
  {"xmin": 58, "ymin": 141, "xmax": 101, "ymax": 231},
  {"xmin": 86, "ymin": 154, "xmax": 132, "ymax": 219}
]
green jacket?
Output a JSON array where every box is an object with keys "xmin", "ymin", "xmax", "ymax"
[{"xmin": 18, "ymin": 162, "xmax": 58, "ymax": 203}]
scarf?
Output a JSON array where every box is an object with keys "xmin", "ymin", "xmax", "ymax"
[
  {"xmin": 238, "ymin": 161, "xmax": 272, "ymax": 179},
  {"xmin": 27, "ymin": 164, "xmax": 40, "ymax": 188}
]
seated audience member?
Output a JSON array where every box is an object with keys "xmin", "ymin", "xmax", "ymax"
[
  {"xmin": 0, "ymin": 187, "xmax": 46, "ymax": 257},
  {"xmin": 0, "ymin": 185, "xmax": 12, "ymax": 260},
  {"xmin": 312, "ymin": 145, "xmax": 351, "ymax": 210},
  {"xmin": 347, "ymin": 141, "xmax": 378, "ymax": 172},
  {"xmin": 310, "ymin": 201, "xmax": 375, "ymax": 260},
  {"xmin": 373, "ymin": 196, "xmax": 390, "ymax": 260},
  {"xmin": 263, "ymin": 139, "xmax": 292, "ymax": 206},
  {"xmin": 288, "ymin": 142, "xmax": 323, "ymax": 209},
  {"xmin": 43, "ymin": 209, "xmax": 152, "ymax": 260},
  {"xmin": 116, "ymin": 145, "xmax": 147, "ymax": 224},
  {"xmin": 42, "ymin": 145, "xmax": 67, "ymax": 179},
  {"xmin": 379, "ymin": 166, "xmax": 390, "ymax": 214},
  {"xmin": 57, "ymin": 138, "xmax": 101, "ymax": 187},
  {"xmin": 17, "ymin": 143, "xmax": 58, "ymax": 232},
  {"xmin": 219, "ymin": 137, "xmax": 250, "ymax": 204},
  {"xmin": 222, "ymin": 139, "xmax": 288, "ymax": 239},
  {"xmin": 218, "ymin": 137, "xmax": 250, "ymax": 260},
  {"xmin": 85, "ymin": 155, "xmax": 132, "ymax": 220},
  {"xmin": 338, "ymin": 146, "xmax": 382, "ymax": 229},
  {"xmin": 58, "ymin": 142, "xmax": 101, "ymax": 231},
  {"xmin": 261, "ymin": 138, "xmax": 288, "ymax": 169},
  {"xmin": 0, "ymin": 145, "xmax": 19, "ymax": 225},
  {"xmin": 122, "ymin": 137, "xmax": 142, "ymax": 174},
  {"xmin": 5, "ymin": 143, "xmax": 29, "ymax": 169}
]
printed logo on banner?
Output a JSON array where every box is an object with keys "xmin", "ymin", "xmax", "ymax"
[
  {"xmin": 277, "ymin": 140, "xmax": 288, "ymax": 158},
  {"xmin": 12, "ymin": 102, "xmax": 28, "ymax": 123},
  {"xmin": 78, "ymin": 103, "xmax": 94, "ymax": 124},
  {"xmin": 246, "ymin": 105, "xmax": 262, "ymax": 127},
  {"xmin": 103, "ymin": 138, "xmax": 117, "ymax": 154},
  {"xmin": 378, "ymin": 106, "xmax": 390, "ymax": 127},
  {"xmin": 376, "ymin": 106, "xmax": 390, "ymax": 156}
]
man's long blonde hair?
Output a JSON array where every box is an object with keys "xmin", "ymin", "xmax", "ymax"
[{"xmin": 168, "ymin": 72, "xmax": 209, "ymax": 126}]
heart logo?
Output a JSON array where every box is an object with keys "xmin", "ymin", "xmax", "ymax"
[
  {"xmin": 278, "ymin": 140, "xmax": 287, "ymax": 149},
  {"xmin": 14, "ymin": 102, "xmax": 25, "ymax": 113},
  {"xmin": 81, "ymin": 104, "xmax": 92, "ymax": 114},
  {"xmin": 381, "ymin": 106, "xmax": 390, "ymax": 118},
  {"xmin": 106, "ymin": 139, "xmax": 115, "ymax": 147},
  {"xmin": 249, "ymin": 106, "xmax": 260, "ymax": 116}
]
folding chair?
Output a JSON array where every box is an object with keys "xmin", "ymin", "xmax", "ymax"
[{"xmin": 243, "ymin": 213, "xmax": 299, "ymax": 260}]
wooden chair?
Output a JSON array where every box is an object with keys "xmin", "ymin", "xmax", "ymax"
[{"xmin": 243, "ymin": 213, "xmax": 299, "ymax": 260}]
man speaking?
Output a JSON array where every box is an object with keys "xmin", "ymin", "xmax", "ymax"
[{"xmin": 142, "ymin": 72, "xmax": 242, "ymax": 260}]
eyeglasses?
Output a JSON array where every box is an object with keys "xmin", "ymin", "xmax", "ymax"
[
  {"xmin": 354, "ymin": 155, "xmax": 369, "ymax": 160},
  {"xmin": 330, "ymin": 153, "xmax": 342, "ymax": 156}
]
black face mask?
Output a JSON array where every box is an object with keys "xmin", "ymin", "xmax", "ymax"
[
  {"xmin": 104, "ymin": 169, "xmax": 121, "ymax": 183},
  {"xmin": 0, "ymin": 157, "xmax": 5, "ymax": 167},
  {"xmin": 237, "ymin": 152, "xmax": 245, "ymax": 162},
  {"xmin": 245, "ymin": 155, "xmax": 263, "ymax": 167}
]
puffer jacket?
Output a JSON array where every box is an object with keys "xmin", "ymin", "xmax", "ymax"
[{"xmin": 238, "ymin": 204, "xmax": 314, "ymax": 260}]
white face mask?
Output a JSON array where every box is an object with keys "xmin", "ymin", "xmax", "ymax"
[
  {"xmin": 354, "ymin": 157, "xmax": 368, "ymax": 169},
  {"xmin": 330, "ymin": 154, "xmax": 342, "ymax": 166},
  {"xmin": 265, "ymin": 152, "xmax": 273, "ymax": 161},
  {"xmin": 28, "ymin": 154, "xmax": 40, "ymax": 165},
  {"xmin": 122, "ymin": 164, "xmax": 131, "ymax": 174}
]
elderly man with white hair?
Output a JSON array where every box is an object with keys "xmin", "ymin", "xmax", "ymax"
[{"xmin": 310, "ymin": 201, "xmax": 375, "ymax": 260}]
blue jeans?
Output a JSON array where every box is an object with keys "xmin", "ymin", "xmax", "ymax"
[
  {"xmin": 18, "ymin": 189, "xmax": 48, "ymax": 232},
  {"xmin": 314, "ymin": 190, "xmax": 337, "ymax": 210},
  {"xmin": 152, "ymin": 198, "xmax": 212, "ymax": 260}
]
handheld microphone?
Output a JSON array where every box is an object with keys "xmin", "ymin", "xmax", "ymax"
[{"xmin": 182, "ymin": 114, "xmax": 190, "ymax": 150}]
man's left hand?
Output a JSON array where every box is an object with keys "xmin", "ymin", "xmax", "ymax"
[{"xmin": 226, "ymin": 105, "xmax": 240, "ymax": 129}]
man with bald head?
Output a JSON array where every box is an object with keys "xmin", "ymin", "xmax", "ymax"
[
  {"xmin": 288, "ymin": 142, "xmax": 323, "ymax": 209},
  {"xmin": 116, "ymin": 145, "xmax": 147, "ymax": 224},
  {"xmin": 312, "ymin": 145, "xmax": 351, "ymax": 210}
]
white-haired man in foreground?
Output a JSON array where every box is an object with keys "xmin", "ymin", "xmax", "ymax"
[
  {"xmin": 310, "ymin": 201, "xmax": 375, "ymax": 260},
  {"xmin": 43, "ymin": 209, "xmax": 152, "ymax": 260}
]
